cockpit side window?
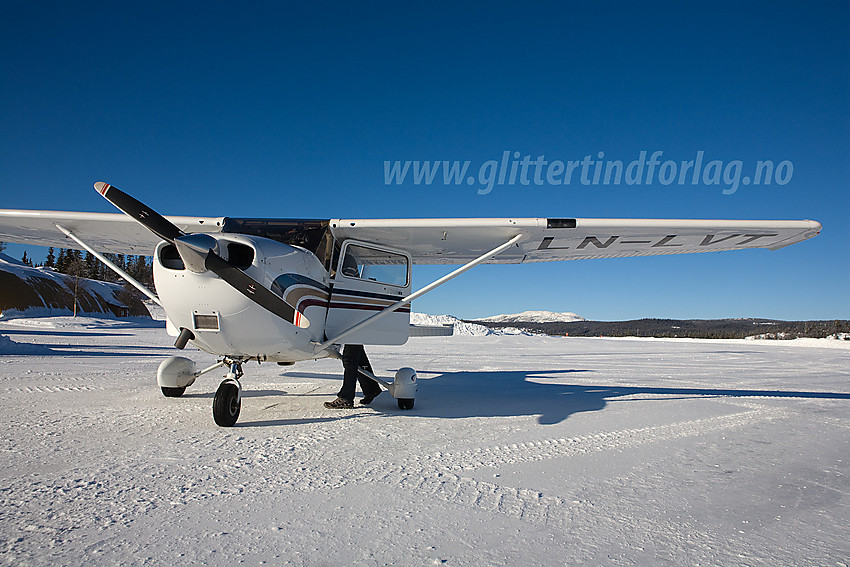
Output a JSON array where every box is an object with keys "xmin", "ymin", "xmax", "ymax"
[
  {"xmin": 338, "ymin": 243, "xmax": 409, "ymax": 287},
  {"xmin": 341, "ymin": 250, "xmax": 360, "ymax": 277}
]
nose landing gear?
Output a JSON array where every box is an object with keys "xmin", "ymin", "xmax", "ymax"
[{"xmin": 213, "ymin": 360, "xmax": 243, "ymax": 427}]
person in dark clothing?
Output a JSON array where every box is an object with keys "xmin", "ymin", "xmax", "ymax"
[{"xmin": 324, "ymin": 344, "xmax": 383, "ymax": 408}]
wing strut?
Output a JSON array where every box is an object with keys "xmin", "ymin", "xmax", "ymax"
[
  {"xmin": 315, "ymin": 234, "xmax": 523, "ymax": 352},
  {"xmin": 55, "ymin": 224, "xmax": 162, "ymax": 307}
]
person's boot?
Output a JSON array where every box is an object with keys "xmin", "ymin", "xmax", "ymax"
[{"xmin": 324, "ymin": 396, "xmax": 354, "ymax": 409}]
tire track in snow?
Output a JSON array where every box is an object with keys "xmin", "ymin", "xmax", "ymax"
[
  {"xmin": 237, "ymin": 402, "xmax": 792, "ymax": 529},
  {"xmin": 0, "ymin": 400, "xmax": 793, "ymax": 547},
  {"xmin": 0, "ymin": 403, "xmax": 795, "ymax": 552},
  {"xmin": 363, "ymin": 466, "xmax": 579, "ymax": 528},
  {"xmin": 415, "ymin": 404, "xmax": 789, "ymax": 470},
  {"xmin": 346, "ymin": 404, "xmax": 791, "ymax": 528},
  {"xmin": 2, "ymin": 385, "xmax": 108, "ymax": 394},
  {"xmin": 808, "ymin": 415, "xmax": 850, "ymax": 429}
]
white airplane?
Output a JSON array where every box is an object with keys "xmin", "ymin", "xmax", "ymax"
[{"xmin": 0, "ymin": 183, "xmax": 821, "ymax": 426}]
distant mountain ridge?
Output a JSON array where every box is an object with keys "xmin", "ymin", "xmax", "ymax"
[{"xmin": 475, "ymin": 310, "xmax": 586, "ymax": 324}]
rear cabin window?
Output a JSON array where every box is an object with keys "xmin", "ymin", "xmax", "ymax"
[{"xmin": 341, "ymin": 244, "xmax": 408, "ymax": 287}]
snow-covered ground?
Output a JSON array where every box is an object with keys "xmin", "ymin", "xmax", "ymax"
[{"xmin": 1, "ymin": 317, "xmax": 849, "ymax": 565}]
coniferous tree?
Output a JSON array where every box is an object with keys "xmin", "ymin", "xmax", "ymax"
[
  {"xmin": 99, "ymin": 256, "xmax": 109, "ymax": 281},
  {"xmin": 84, "ymin": 251, "xmax": 97, "ymax": 279},
  {"xmin": 63, "ymin": 248, "xmax": 74, "ymax": 272},
  {"xmin": 68, "ymin": 249, "xmax": 83, "ymax": 271},
  {"xmin": 141, "ymin": 256, "xmax": 152, "ymax": 286},
  {"xmin": 56, "ymin": 249, "xmax": 66, "ymax": 272},
  {"xmin": 130, "ymin": 255, "xmax": 151, "ymax": 285},
  {"xmin": 101, "ymin": 253, "xmax": 113, "ymax": 281},
  {"xmin": 45, "ymin": 247, "xmax": 55, "ymax": 268},
  {"xmin": 105, "ymin": 253, "xmax": 122, "ymax": 282}
]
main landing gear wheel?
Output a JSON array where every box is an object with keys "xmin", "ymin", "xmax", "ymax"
[
  {"xmin": 213, "ymin": 381, "xmax": 241, "ymax": 427},
  {"xmin": 160, "ymin": 386, "xmax": 186, "ymax": 397},
  {"xmin": 398, "ymin": 398, "xmax": 414, "ymax": 410}
]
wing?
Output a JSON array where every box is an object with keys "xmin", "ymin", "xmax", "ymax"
[
  {"xmin": 0, "ymin": 209, "xmax": 224, "ymax": 254},
  {"xmin": 0, "ymin": 209, "xmax": 821, "ymax": 264},
  {"xmin": 328, "ymin": 217, "xmax": 822, "ymax": 264}
]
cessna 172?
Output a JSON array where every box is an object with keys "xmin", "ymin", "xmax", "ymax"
[{"xmin": 0, "ymin": 183, "xmax": 821, "ymax": 426}]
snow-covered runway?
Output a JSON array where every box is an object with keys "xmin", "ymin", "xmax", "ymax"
[{"xmin": 1, "ymin": 318, "xmax": 849, "ymax": 565}]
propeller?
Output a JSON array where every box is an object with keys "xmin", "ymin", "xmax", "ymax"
[
  {"xmin": 94, "ymin": 182, "xmax": 299, "ymax": 325},
  {"xmin": 94, "ymin": 182, "xmax": 184, "ymax": 243}
]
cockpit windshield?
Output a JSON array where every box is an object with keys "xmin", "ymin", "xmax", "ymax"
[{"xmin": 221, "ymin": 218, "xmax": 332, "ymax": 261}]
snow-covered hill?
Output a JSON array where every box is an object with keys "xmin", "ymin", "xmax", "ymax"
[
  {"xmin": 475, "ymin": 310, "xmax": 586, "ymax": 324},
  {"xmin": 0, "ymin": 254, "xmax": 150, "ymax": 319},
  {"xmin": 411, "ymin": 313, "xmax": 531, "ymax": 336}
]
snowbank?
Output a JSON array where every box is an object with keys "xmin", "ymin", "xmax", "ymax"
[{"xmin": 0, "ymin": 333, "xmax": 54, "ymax": 355}]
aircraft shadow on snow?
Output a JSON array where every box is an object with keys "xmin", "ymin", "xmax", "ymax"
[
  {"xmin": 39, "ymin": 345, "xmax": 175, "ymax": 357},
  {"xmin": 349, "ymin": 369, "xmax": 850, "ymax": 425},
  {"xmin": 0, "ymin": 329, "xmax": 134, "ymax": 338},
  {"xmin": 0, "ymin": 330, "xmax": 186, "ymax": 357}
]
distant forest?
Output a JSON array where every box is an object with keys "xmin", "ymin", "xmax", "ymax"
[
  {"xmin": 471, "ymin": 318, "xmax": 850, "ymax": 340},
  {"xmin": 6, "ymin": 244, "xmax": 153, "ymax": 288}
]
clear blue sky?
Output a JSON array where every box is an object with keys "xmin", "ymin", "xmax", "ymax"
[{"xmin": 1, "ymin": 1, "xmax": 848, "ymax": 320}]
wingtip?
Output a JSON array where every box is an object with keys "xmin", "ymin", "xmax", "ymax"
[
  {"xmin": 93, "ymin": 181, "xmax": 110, "ymax": 196},
  {"xmin": 803, "ymin": 219, "xmax": 823, "ymax": 237}
]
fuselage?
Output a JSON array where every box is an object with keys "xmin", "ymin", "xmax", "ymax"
[{"xmin": 152, "ymin": 232, "xmax": 413, "ymax": 361}]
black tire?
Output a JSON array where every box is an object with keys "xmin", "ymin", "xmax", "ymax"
[
  {"xmin": 161, "ymin": 386, "xmax": 186, "ymax": 397},
  {"xmin": 213, "ymin": 382, "xmax": 241, "ymax": 427},
  {"xmin": 398, "ymin": 398, "xmax": 414, "ymax": 410}
]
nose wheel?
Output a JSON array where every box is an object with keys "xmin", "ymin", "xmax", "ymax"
[{"xmin": 213, "ymin": 361, "xmax": 243, "ymax": 427}]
